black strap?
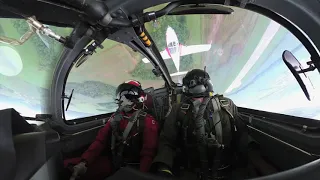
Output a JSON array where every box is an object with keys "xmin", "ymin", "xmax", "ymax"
[
  {"xmin": 122, "ymin": 110, "xmax": 142, "ymax": 140},
  {"xmin": 211, "ymin": 147, "xmax": 223, "ymax": 179},
  {"xmin": 137, "ymin": 111, "xmax": 146, "ymax": 134},
  {"xmin": 137, "ymin": 112, "xmax": 146, "ymax": 152},
  {"xmin": 178, "ymin": 103, "xmax": 191, "ymax": 138}
]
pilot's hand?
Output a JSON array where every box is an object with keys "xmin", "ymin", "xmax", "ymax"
[{"xmin": 69, "ymin": 162, "xmax": 87, "ymax": 180}]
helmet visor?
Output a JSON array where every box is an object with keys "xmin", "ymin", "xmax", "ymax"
[{"xmin": 116, "ymin": 83, "xmax": 142, "ymax": 100}]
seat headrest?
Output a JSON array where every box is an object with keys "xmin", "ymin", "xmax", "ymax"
[{"xmin": 0, "ymin": 108, "xmax": 35, "ymax": 180}]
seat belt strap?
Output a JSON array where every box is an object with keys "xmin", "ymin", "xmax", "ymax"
[
  {"xmin": 122, "ymin": 110, "xmax": 141, "ymax": 141},
  {"xmin": 212, "ymin": 97, "xmax": 223, "ymax": 144},
  {"xmin": 111, "ymin": 134, "xmax": 116, "ymax": 152},
  {"xmin": 176, "ymin": 94, "xmax": 182, "ymax": 104}
]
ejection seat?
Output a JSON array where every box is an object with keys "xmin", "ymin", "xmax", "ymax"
[
  {"xmin": 143, "ymin": 87, "xmax": 157, "ymax": 118},
  {"xmin": 0, "ymin": 108, "xmax": 63, "ymax": 180},
  {"xmin": 143, "ymin": 87, "xmax": 171, "ymax": 130},
  {"xmin": 143, "ymin": 86, "xmax": 188, "ymax": 131}
]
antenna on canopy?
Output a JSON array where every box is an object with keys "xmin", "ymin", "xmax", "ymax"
[
  {"xmin": 204, "ymin": 66, "xmax": 208, "ymax": 78},
  {"xmin": 64, "ymin": 89, "xmax": 74, "ymax": 111}
]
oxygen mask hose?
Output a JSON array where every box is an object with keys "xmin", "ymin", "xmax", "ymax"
[
  {"xmin": 109, "ymin": 109, "xmax": 123, "ymax": 145},
  {"xmin": 193, "ymin": 97, "xmax": 211, "ymax": 180}
]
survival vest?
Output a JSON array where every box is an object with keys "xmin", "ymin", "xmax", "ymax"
[
  {"xmin": 177, "ymin": 94, "xmax": 238, "ymax": 179},
  {"xmin": 178, "ymin": 95, "xmax": 237, "ymax": 147}
]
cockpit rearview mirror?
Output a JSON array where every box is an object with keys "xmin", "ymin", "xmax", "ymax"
[
  {"xmin": 167, "ymin": 4, "xmax": 234, "ymax": 15},
  {"xmin": 282, "ymin": 50, "xmax": 315, "ymax": 101}
]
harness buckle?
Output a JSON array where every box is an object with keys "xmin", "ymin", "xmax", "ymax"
[
  {"xmin": 302, "ymin": 125, "xmax": 308, "ymax": 132},
  {"xmin": 219, "ymin": 99, "xmax": 229, "ymax": 107},
  {"xmin": 181, "ymin": 103, "xmax": 190, "ymax": 110},
  {"xmin": 139, "ymin": 111, "xmax": 147, "ymax": 117}
]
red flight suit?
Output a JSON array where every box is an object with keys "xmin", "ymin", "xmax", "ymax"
[{"xmin": 64, "ymin": 111, "xmax": 159, "ymax": 180}]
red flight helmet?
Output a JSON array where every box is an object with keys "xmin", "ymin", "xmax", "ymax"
[{"xmin": 116, "ymin": 80, "xmax": 145, "ymax": 104}]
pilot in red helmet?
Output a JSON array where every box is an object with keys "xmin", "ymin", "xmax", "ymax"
[{"xmin": 64, "ymin": 80, "xmax": 159, "ymax": 180}]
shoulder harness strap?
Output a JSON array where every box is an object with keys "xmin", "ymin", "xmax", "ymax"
[
  {"xmin": 178, "ymin": 102, "xmax": 192, "ymax": 149},
  {"xmin": 176, "ymin": 94, "xmax": 182, "ymax": 104},
  {"xmin": 220, "ymin": 100, "xmax": 234, "ymax": 119},
  {"xmin": 122, "ymin": 110, "xmax": 143, "ymax": 140},
  {"xmin": 211, "ymin": 96, "xmax": 223, "ymax": 144},
  {"xmin": 218, "ymin": 95, "xmax": 237, "ymax": 132},
  {"xmin": 179, "ymin": 103, "xmax": 191, "ymax": 126}
]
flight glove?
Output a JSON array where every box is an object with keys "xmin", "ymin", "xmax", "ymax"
[{"xmin": 69, "ymin": 162, "xmax": 87, "ymax": 180}]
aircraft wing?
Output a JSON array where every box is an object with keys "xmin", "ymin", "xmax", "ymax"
[
  {"xmin": 180, "ymin": 44, "xmax": 212, "ymax": 56},
  {"xmin": 142, "ymin": 49, "xmax": 171, "ymax": 63},
  {"xmin": 170, "ymin": 71, "xmax": 188, "ymax": 77}
]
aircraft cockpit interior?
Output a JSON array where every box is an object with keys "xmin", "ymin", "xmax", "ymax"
[{"xmin": 1, "ymin": 0, "xmax": 320, "ymax": 180}]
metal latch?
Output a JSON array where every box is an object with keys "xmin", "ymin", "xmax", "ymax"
[
  {"xmin": 181, "ymin": 104, "xmax": 190, "ymax": 110},
  {"xmin": 302, "ymin": 125, "xmax": 308, "ymax": 132},
  {"xmin": 249, "ymin": 115, "xmax": 253, "ymax": 124}
]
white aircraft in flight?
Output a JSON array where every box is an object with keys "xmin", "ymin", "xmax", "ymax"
[{"xmin": 142, "ymin": 26, "xmax": 212, "ymax": 77}]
